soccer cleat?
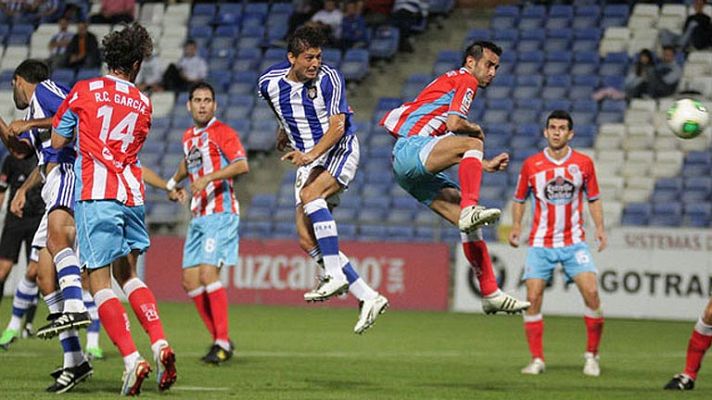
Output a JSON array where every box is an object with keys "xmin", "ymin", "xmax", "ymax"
[
  {"xmin": 303, "ymin": 275, "xmax": 349, "ymax": 302},
  {"xmin": 664, "ymin": 373, "xmax": 695, "ymax": 391},
  {"xmin": 354, "ymin": 294, "xmax": 389, "ymax": 334},
  {"xmin": 86, "ymin": 346, "xmax": 104, "ymax": 361},
  {"xmin": 521, "ymin": 358, "xmax": 546, "ymax": 375},
  {"xmin": 482, "ymin": 292, "xmax": 530, "ymax": 314},
  {"xmin": 121, "ymin": 358, "xmax": 151, "ymax": 396},
  {"xmin": 0, "ymin": 328, "xmax": 20, "ymax": 350},
  {"xmin": 36, "ymin": 312, "xmax": 91, "ymax": 339},
  {"xmin": 202, "ymin": 344, "xmax": 233, "ymax": 365},
  {"xmin": 22, "ymin": 326, "xmax": 34, "ymax": 339},
  {"xmin": 583, "ymin": 352, "xmax": 600, "ymax": 377},
  {"xmin": 155, "ymin": 344, "xmax": 177, "ymax": 391},
  {"xmin": 458, "ymin": 205, "xmax": 501, "ymax": 233},
  {"xmin": 45, "ymin": 360, "xmax": 93, "ymax": 394}
]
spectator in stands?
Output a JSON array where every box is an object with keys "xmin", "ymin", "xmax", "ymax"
[
  {"xmin": 650, "ymin": 46, "xmax": 682, "ymax": 98},
  {"xmin": 311, "ymin": 0, "xmax": 344, "ymax": 41},
  {"xmin": 48, "ymin": 17, "xmax": 74, "ymax": 69},
  {"xmin": 61, "ymin": 0, "xmax": 88, "ymax": 23},
  {"xmin": 136, "ymin": 51, "xmax": 165, "ymax": 94},
  {"xmin": 89, "ymin": 0, "xmax": 135, "ymax": 25},
  {"xmin": 660, "ymin": 0, "xmax": 712, "ymax": 51},
  {"xmin": 162, "ymin": 39, "xmax": 208, "ymax": 93},
  {"xmin": 363, "ymin": 0, "xmax": 393, "ymax": 27},
  {"xmin": 65, "ymin": 21, "xmax": 101, "ymax": 69},
  {"xmin": 341, "ymin": 0, "xmax": 368, "ymax": 49},
  {"xmin": 625, "ymin": 49, "xmax": 655, "ymax": 99},
  {"xmin": 287, "ymin": 0, "xmax": 323, "ymax": 38},
  {"xmin": 390, "ymin": 0, "xmax": 428, "ymax": 53}
]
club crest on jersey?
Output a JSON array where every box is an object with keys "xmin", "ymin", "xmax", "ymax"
[
  {"xmin": 307, "ymin": 85, "xmax": 317, "ymax": 100},
  {"xmin": 186, "ymin": 146, "xmax": 203, "ymax": 173},
  {"xmin": 544, "ymin": 176, "xmax": 575, "ymax": 205},
  {"xmin": 567, "ymin": 164, "xmax": 579, "ymax": 175},
  {"xmin": 200, "ymin": 132, "xmax": 209, "ymax": 142}
]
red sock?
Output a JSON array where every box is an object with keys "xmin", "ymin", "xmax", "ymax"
[
  {"xmin": 524, "ymin": 316, "xmax": 544, "ymax": 359},
  {"xmin": 584, "ymin": 316, "xmax": 604, "ymax": 354},
  {"xmin": 459, "ymin": 150, "xmax": 483, "ymax": 209},
  {"xmin": 124, "ymin": 278, "xmax": 166, "ymax": 345},
  {"xmin": 95, "ymin": 289, "xmax": 137, "ymax": 357},
  {"xmin": 206, "ymin": 282, "xmax": 229, "ymax": 342},
  {"xmin": 189, "ymin": 288, "xmax": 216, "ymax": 339},
  {"xmin": 684, "ymin": 327, "xmax": 712, "ymax": 379},
  {"xmin": 462, "ymin": 239, "xmax": 499, "ymax": 296}
]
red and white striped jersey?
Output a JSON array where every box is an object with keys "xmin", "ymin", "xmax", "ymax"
[
  {"xmin": 53, "ymin": 75, "xmax": 152, "ymax": 206},
  {"xmin": 513, "ymin": 148, "xmax": 600, "ymax": 248},
  {"xmin": 379, "ymin": 68, "xmax": 479, "ymax": 138},
  {"xmin": 182, "ymin": 118, "xmax": 246, "ymax": 217}
]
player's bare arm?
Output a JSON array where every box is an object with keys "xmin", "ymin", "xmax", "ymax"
[
  {"xmin": 282, "ymin": 113, "xmax": 345, "ymax": 166},
  {"xmin": 446, "ymin": 114, "xmax": 484, "ymax": 139},
  {"xmin": 588, "ymin": 199, "xmax": 607, "ymax": 252},
  {"xmin": 0, "ymin": 117, "xmax": 33, "ymax": 158},
  {"xmin": 191, "ymin": 159, "xmax": 249, "ymax": 193},
  {"xmin": 10, "ymin": 165, "xmax": 42, "ymax": 217},
  {"xmin": 8, "ymin": 117, "xmax": 53, "ymax": 136},
  {"xmin": 276, "ymin": 126, "xmax": 291, "ymax": 152},
  {"xmin": 508, "ymin": 201, "xmax": 526, "ymax": 248},
  {"xmin": 141, "ymin": 166, "xmax": 187, "ymax": 203},
  {"xmin": 483, "ymin": 152, "xmax": 509, "ymax": 172}
]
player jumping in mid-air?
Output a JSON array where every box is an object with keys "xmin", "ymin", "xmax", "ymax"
[
  {"xmin": 164, "ymin": 81, "xmax": 249, "ymax": 363},
  {"xmin": 380, "ymin": 41, "xmax": 529, "ymax": 314},
  {"xmin": 508, "ymin": 110, "xmax": 607, "ymax": 377},
  {"xmin": 259, "ymin": 25, "xmax": 389, "ymax": 333},
  {"xmin": 664, "ymin": 299, "xmax": 712, "ymax": 390},
  {"xmin": 51, "ymin": 23, "xmax": 176, "ymax": 395}
]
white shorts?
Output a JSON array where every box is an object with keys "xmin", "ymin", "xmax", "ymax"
[
  {"xmin": 31, "ymin": 163, "xmax": 76, "ymax": 250},
  {"xmin": 293, "ymin": 135, "xmax": 360, "ymax": 206}
]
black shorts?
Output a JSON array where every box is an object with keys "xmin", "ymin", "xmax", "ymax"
[{"xmin": 0, "ymin": 215, "xmax": 42, "ymax": 264}]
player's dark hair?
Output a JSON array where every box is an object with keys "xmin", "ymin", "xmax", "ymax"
[
  {"xmin": 189, "ymin": 81, "xmax": 215, "ymax": 100},
  {"xmin": 546, "ymin": 110, "xmax": 573, "ymax": 130},
  {"xmin": 185, "ymin": 39, "xmax": 197, "ymax": 47},
  {"xmin": 13, "ymin": 59, "xmax": 50, "ymax": 83},
  {"xmin": 288, "ymin": 25, "xmax": 327, "ymax": 56},
  {"xmin": 462, "ymin": 41, "xmax": 502, "ymax": 66},
  {"xmin": 102, "ymin": 23, "xmax": 153, "ymax": 76}
]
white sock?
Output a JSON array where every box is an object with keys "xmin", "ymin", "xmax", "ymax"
[
  {"xmin": 215, "ymin": 339, "xmax": 231, "ymax": 351},
  {"xmin": 150, "ymin": 339, "xmax": 168, "ymax": 360},
  {"xmin": 86, "ymin": 331, "xmax": 99, "ymax": 349},
  {"xmin": 123, "ymin": 351, "xmax": 141, "ymax": 371}
]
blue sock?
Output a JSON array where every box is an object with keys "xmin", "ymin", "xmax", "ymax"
[
  {"xmin": 55, "ymin": 248, "xmax": 85, "ymax": 313},
  {"xmin": 304, "ymin": 199, "xmax": 344, "ymax": 279}
]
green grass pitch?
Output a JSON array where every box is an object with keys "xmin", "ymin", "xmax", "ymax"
[{"xmin": 0, "ymin": 301, "xmax": 710, "ymax": 399}]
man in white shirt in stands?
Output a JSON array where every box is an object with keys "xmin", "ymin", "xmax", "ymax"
[{"xmin": 163, "ymin": 39, "xmax": 208, "ymax": 92}]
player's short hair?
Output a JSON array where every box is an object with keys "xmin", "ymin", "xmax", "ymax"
[
  {"xmin": 189, "ymin": 81, "xmax": 215, "ymax": 101},
  {"xmin": 102, "ymin": 23, "xmax": 153, "ymax": 76},
  {"xmin": 462, "ymin": 41, "xmax": 503, "ymax": 66},
  {"xmin": 13, "ymin": 59, "xmax": 50, "ymax": 83},
  {"xmin": 546, "ymin": 109, "xmax": 573, "ymax": 130},
  {"xmin": 287, "ymin": 25, "xmax": 327, "ymax": 56}
]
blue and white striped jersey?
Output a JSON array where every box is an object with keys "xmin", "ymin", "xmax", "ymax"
[
  {"xmin": 19, "ymin": 79, "xmax": 75, "ymax": 165},
  {"xmin": 258, "ymin": 61, "xmax": 356, "ymax": 152}
]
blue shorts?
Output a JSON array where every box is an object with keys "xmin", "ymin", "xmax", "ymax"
[
  {"xmin": 75, "ymin": 200, "xmax": 150, "ymax": 270},
  {"xmin": 523, "ymin": 242, "xmax": 597, "ymax": 282},
  {"xmin": 183, "ymin": 212, "xmax": 239, "ymax": 269},
  {"xmin": 392, "ymin": 135, "xmax": 459, "ymax": 205}
]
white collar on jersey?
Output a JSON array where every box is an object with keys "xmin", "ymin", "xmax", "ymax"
[
  {"xmin": 543, "ymin": 146, "xmax": 572, "ymax": 166},
  {"xmin": 193, "ymin": 117, "xmax": 217, "ymax": 135},
  {"xmin": 104, "ymin": 74, "xmax": 135, "ymax": 87}
]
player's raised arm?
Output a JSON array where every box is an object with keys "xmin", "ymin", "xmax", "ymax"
[{"xmin": 0, "ymin": 116, "xmax": 34, "ymax": 158}]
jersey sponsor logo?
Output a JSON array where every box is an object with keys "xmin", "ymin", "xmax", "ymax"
[
  {"xmin": 544, "ymin": 176, "xmax": 575, "ymax": 205},
  {"xmin": 186, "ymin": 146, "xmax": 203, "ymax": 173},
  {"xmin": 461, "ymin": 88, "xmax": 474, "ymax": 114}
]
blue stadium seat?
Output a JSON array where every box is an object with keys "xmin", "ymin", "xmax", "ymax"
[
  {"xmin": 272, "ymin": 222, "xmax": 297, "ymax": 238},
  {"xmin": 241, "ymin": 221, "xmax": 272, "ymax": 238},
  {"xmin": 189, "ymin": 26, "xmax": 213, "ymax": 39},
  {"xmin": 244, "ymin": 2, "xmax": 269, "ymax": 16},
  {"xmin": 465, "ymin": 28, "xmax": 491, "ymax": 43},
  {"xmin": 10, "ymin": 24, "xmax": 33, "ymax": 36},
  {"xmin": 521, "ymin": 5, "xmax": 546, "ymax": 18},
  {"xmin": 604, "ymin": 51, "xmax": 629, "ymax": 65},
  {"xmin": 683, "ymin": 204, "xmax": 712, "ymax": 227},
  {"xmin": 622, "ymin": 203, "xmax": 651, "ymax": 226},
  {"xmin": 542, "ymin": 86, "xmax": 569, "ymax": 100},
  {"xmin": 358, "ymin": 225, "xmax": 388, "ymax": 241},
  {"xmin": 76, "ymin": 68, "xmax": 100, "ymax": 81},
  {"xmin": 603, "ymin": 4, "xmax": 630, "ymax": 19},
  {"xmin": 487, "ymin": 98, "xmax": 514, "ymax": 111},
  {"xmin": 575, "ymin": 5, "xmax": 601, "ymax": 17},
  {"xmin": 369, "ymin": 26, "xmax": 399, "ymax": 60},
  {"xmin": 572, "ymin": 99, "xmax": 597, "ymax": 113},
  {"xmin": 550, "ymin": 4, "xmax": 574, "ymax": 18},
  {"xmin": 545, "ymin": 17, "xmax": 570, "ymax": 30},
  {"xmin": 321, "ymin": 48, "xmax": 342, "ymax": 67},
  {"xmin": 571, "ymin": 39, "xmax": 598, "ymax": 53},
  {"xmin": 545, "ymin": 99, "xmax": 572, "ymax": 111},
  {"xmin": 572, "ymin": 16, "xmax": 598, "ymax": 29},
  {"xmin": 386, "ymin": 209, "xmax": 415, "ymax": 224},
  {"xmin": 650, "ymin": 203, "xmax": 682, "ymax": 227},
  {"xmin": 341, "ymin": 48, "xmax": 369, "ymax": 81},
  {"xmin": 193, "ymin": 3, "xmax": 217, "ymax": 16},
  {"xmin": 51, "ymin": 69, "xmax": 75, "ymax": 87},
  {"xmin": 271, "ymin": 3, "xmax": 294, "ymax": 14},
  {"xmin": 494, "ymin": 5, "xmax": 519, "ymax": 17},
  {"xmin": 601, "ymin": 76, "xmax": 625, "ymax": 91},
  {"xmin": 547, "ymin": 75, "xmax": 572, "ymax": 88}
]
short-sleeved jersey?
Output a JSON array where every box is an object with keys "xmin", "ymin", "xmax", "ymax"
[
  {"xmin": 18, "ymin": 79, "xmax": 74, "ymax": 165},
  {"xmin": 380, "ymin": 68, "xmax": 479, "ymax": 138},
  {"xmin": 0, "ymin": 154, "xmax": 45, "ymax": 219},
  {"xmin": 258, "ymin": 61, "xmax": 355, "ymax": 152},
  {"xmin": 53, "ymin": 75, "xmax": 152, "ymax": 206},
  {"xmin": 182, "ymin": 118, "xmax": 246, "ymax": 217},
  {"xmin": 513, "ymin": 148, "xmax": 600, "ymax": 248}
]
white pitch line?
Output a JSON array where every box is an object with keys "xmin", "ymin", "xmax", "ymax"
[{"xmin": 172, "ymin": 386, "xmax": 231, "ymax": 392}]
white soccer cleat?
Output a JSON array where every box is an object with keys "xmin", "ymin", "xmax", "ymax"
[
  {"xmin": 583, "ymin": 352, "xmax": 600, "ymax": 377},
  {"xmin": 121, "ymin": 358, "xmax": 151, "ymax": 396},
  {"xmin": 458, "ymin": 205, "xmax": 501, "ymax": 233},
  {"xmin": 481, "ymin": 292, "xmax": 530, "ymax": 314},
  {"xmin": 303, "ymin": 275, "xmax": 349, "ymax": 302},
  {"xmin": 521, "ymin": 358, "xmax": 546, "ymax": 375},
  {"xmin": 354, "ymin": 294, "xmax": 389, "ymax": 334}
]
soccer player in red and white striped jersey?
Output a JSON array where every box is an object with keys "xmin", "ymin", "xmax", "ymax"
[{"xmin": 509, "ymin": 110, "xmax": 607, "ymax": 377}]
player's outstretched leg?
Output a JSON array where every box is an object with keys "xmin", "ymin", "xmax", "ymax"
[
  {"xmin": 0, "ymin": 276, "xmax": 38, "ymax": 349},
  {"xmin": 665, "ymin": 317, "xmax": 712, "ymax": 390},
  {"xmin": 457, "ymin": 149, "xmax": 500, "ymax": 233},
  {"xmin": 83, "ymin": 290, "xmax": 103, "ymax": 360},
  {"xmin": 461, "ymin": 230, "xmax": 530, "ymax": 314}
]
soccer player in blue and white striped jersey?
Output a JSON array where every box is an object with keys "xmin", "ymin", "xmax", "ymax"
[{"xmin": 259, "ymin": 26, "xmax": 388, "ymax": 334}]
